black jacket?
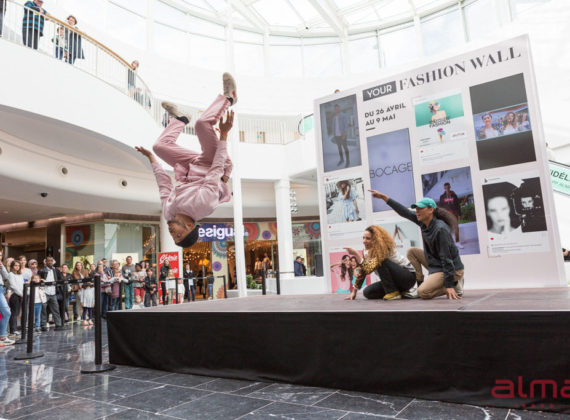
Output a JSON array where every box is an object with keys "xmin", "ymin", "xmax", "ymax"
[
  {"xmin": 159, "ymin": 265, "xmax": 170, "ymax": 281},
  {"xmin": 387, "ymin": 198, "xmax": 464, "ymax": 288},
  {"xmin": 144, "ymin": 275, "xmax": 158, "ymax": 292}
]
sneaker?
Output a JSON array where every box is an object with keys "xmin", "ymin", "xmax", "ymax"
[
  {"xmin": 0, "ymin": 337, "xmax": 15, "ymax": 347},
  {"xmin": 41, "ymin": 326, "xmax": 48, "ymax": 332},
  {"xmin": 383, "ymin": 291, "xmax": 401, "ymax": 300},
  {"xmin": 161, "ymin": 101, "xmax": 192, "ymax": 122},
  {"xmin": 34, "ymin": 328, "xmax": 41, "ymax": 333},
  {"xmin": 82, "ymin": 321, "xmax": 89, "ymax": 326},
  {"xmin": 403, "ymin": 288, "xmax": 420, "ymax": 299},
  {"xmin": 88, "ymin": 320, "xmax": 94, "ymax": 326},
  {"xmin": 222, "ymin": 72, "xmax": 237, "ymax": 105},
  {"xmin": 54, "ymin": 326, "xmax": 65, "ymax": 331}
]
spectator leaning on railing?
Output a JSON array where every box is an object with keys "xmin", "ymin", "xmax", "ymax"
[
  {"xmin": 64, "ymin": 15, "xmax": 84, "ymax": 64},
  {"xmin": 22, "ymin": 0, "xmax": 48, "ymax": 50}
]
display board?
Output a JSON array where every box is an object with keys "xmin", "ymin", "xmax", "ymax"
[{"xmin": 314, "ymin": 35, "xmax": 564, "ymax": 291}]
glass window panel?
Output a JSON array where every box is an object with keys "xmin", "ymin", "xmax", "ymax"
[
  {"xmin": 154, "ymin": 1, "xmax": 189, "ymax": 30},
  {"xmin": 270, "ymin": 45, "xmax": 303, "ymax": 77},
  {"xmin": 58, "ymin": 0, "xmax": 106, "ymax": 31},
  {"xmin": 153, "ymin": 23, "xmax": 188, "ymax": 61},
  {"xmin": 465, "ymin": 0, "xmax": 499, "ymax": 41},
  {"xmin": 110, "ymin": 0, "xmax": 147, "ymax": 15},
  {"xmin": 380, "ymin": 24, "xmax": 418, "ymax": 66},
  {"xmin": 204, "ymin": 0, "xmax": 227, "ymax": 11},
  {"xmin": 375, "ymin": 0, "xmax": 413, "ymax": 21},
  {"xmin": 234, "ymin": 29, "xmax": 263, "ymax": 43},
  {"xmin": 344, "ymin": 6, "xmax": 379, "ymax": 25},
  {"xmin": 303, "ymin": 43, "xmax": 342, "ymax": 77},
  {"xmin": 181, "ymin": 0, "xmax": 213, "ymax": 12},
  {"xmin": 189, "ymin": 34, "xmax": 225, "ymax": 70},
  {"xmin": 349, "ymin": 35, "xmax": 379, "ymax": 74},
  {"xmin": 270, "ymin": 36, "xmax": 302, "ymax": 45},
  {"xmin": 510, "ymin": 0, "xmax": 551, "ymax": 17},
  {"xmin": 288, "ymin": 0, "xmax": 320, "ymax": 21},
  {"xmin": 107, "ymin": 3, "xmax": 147, "ymax": 50},
  {"xmin": 187, "ymin": 14, "xmax": 225, "ymax": 38},
  {"xmin": 235, "ymin": 42, "xmax": 264, "ymax": 76},
  {"xmin": 421, "ymin": 8, "xmax": 464, "ymax": 56},
  {"xmin": 253, "ymin": 0, "xmax": 302, "ymax": 26},
  {"xmin": 334, "ymin": 0, "xmax": 362, "ymax": 10}
]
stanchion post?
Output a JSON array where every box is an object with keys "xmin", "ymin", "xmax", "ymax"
[
  {"xmin": 15, "ymin": 284, "xmax": 29, "ymax": 345},
  {"xmin": 13, "ymin": 281, "xmax": 43, "ymax": 360},
  {"xmin": 262, "ymin": 270, "xmax": 266, "ymax": 296},
  {"xmin": 161, "ymin": 280, "xmax": 166, "ymax": 305},
  {"xmin": 175, "ymin": 278, "xmax": 179, "ymax": 304},
  {"xmin": 81, "ymin": 274, "xmax": 115, "ymax": 373},
  {"xmin": 276, "ymin": 271, "xmax": 281, "ymax": 295},
  {"xmin": 222, "ymin": 275, "xmax": 227, "ymax": 299}
]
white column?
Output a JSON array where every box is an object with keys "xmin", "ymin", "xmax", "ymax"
[
  {"xmin": 160, "ymin": 214, "xmax": 183, "ymax": 274},
  {"xmin": 274, "ymin": 179, "xmax": 294, "ymax": 280},
  {"xmin": 230, "ymin": 117, "xmax": 248, "ymax": 297}
]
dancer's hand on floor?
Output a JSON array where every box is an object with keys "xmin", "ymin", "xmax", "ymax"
[
  {"xmin": 135, "ymin": 146, "xmax": 156, "ymax": 163},
  {"xmin": 345, "ymin": 289, "xmax": 357, "ymax": 300}
]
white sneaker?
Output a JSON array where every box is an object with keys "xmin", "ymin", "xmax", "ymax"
[
  {"xmin": 455, "ymin": 241, "xmax": 464, "ymax": 249},
  {"xmin": 222, "ymin": 72, "xmax": 237, "ymax": 105},
  {"xmin": 0, "ymin": 337, "xmax": 15, "ymax": 347},
  {"xmin": 403, "ymin": 288, "xmax": 420, "ymax": 299},
  {"xmin": 161, "ymin": 101, "xmax": 193, "ymax": 122}
]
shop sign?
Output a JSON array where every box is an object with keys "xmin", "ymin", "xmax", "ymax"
[
  {"xmin": 199, "ymin": 223, "xmax": 249, "ymax": 242},
  {"xmin": 550, "ymin": 161, "xmax": 570, "ymax": 197},
  {"xmin": 158, "ymin": 251, "xmax": 180, "ymax": 277}
]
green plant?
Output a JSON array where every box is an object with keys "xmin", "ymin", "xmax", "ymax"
[{"xmin": 460, "ymin": 203, "xmax": 476, "ymax": 224}]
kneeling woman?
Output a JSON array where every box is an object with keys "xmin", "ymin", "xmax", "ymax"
[{"xmin": 346, "ymin": 225, "xmax": 415, "ymax": 300}]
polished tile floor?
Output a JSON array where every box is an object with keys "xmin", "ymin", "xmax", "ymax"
[{"xmin": 0, "ymin": 323, "xmax": 567, "ymax": 420}]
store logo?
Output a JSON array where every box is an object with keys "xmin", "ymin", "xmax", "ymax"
[
  {"xmin": 492, "ymin": 376, "xmax": 570, "ymax": 409},
  {"xmin": 159, "ymin": 253, "xmax": 178, "ymax": 264},
  {"xmin": 198, "ymin": 224, "xmax": 249, "ymax": 242},
  {"xmin": 362, "ymin": 81, "xmax": 397, "ymax": 101},
  {"xmin": 370, "ymin": 162, "xmax": 412, "ymax": 178}
]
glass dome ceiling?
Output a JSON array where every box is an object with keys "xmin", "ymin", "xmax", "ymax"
[{"xmin": 171, "ymin": 0, "xmax": 464, "ymax": 36}]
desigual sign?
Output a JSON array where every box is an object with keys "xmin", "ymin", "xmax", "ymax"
[{"xmin": 198, "ymin": 224, "xmax": 249, "ymax": 242}]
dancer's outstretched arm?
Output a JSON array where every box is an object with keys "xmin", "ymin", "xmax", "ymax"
[{"xmin": 136, "ymin": 146, "xmax": 173, "ymax": 201}]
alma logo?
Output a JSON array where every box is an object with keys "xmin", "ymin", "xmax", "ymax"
[{"xmin": 492, "ymin": 377, "xmax": 570, "ymax": 400}]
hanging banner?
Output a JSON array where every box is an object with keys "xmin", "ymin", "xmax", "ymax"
[{"xmin": 314, "ymin": 35, "xmax": 564, "ymax": 291}]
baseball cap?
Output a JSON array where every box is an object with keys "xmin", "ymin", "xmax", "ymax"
[{"xmin": 411, "ymin": 197, "xmax": 437, "ymax": 209}]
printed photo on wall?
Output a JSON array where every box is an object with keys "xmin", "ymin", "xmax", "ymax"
[
  {"xmin": 319, "ymin": 94, "xmax": 362, "ymax": 172},
  {"xmin": 413, "ymin": 90, "xmax": 469, "ymax": 164},
  {"xmin": 372, "ymin": 218, "xmax": 421, "ymax": 254},
  {"xmin": 470, "ymin": 73, "xmax": 536, "ymax": 170},
  {"xmin": 367, "ymin": 128, "xmax": 415, "ymax": 212},
  {"xmin": 421, "ymin": 166, "xmax": 480, "ymax": 255},
  {"xmin": 329, "ymin": 248, "xmax": 371, "ymax": 294},
  {"xmin": 482, "ymin": 173, "xmax": 549, "ymax": 256},
  {"xmin": 324, "ymin": 173, "xmax": 367, "ymax": 238}
]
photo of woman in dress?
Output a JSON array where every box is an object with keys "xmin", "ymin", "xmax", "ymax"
[
  {"xmin": 336, "ymin": 180, "xmax": 361, "ymax": 222},
  {"xmin": 329, "ymin": 254, "xmax": 352, "ymax": 294}
]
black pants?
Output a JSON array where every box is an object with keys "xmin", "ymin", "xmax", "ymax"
[
  {"xmin": 334, "ymin": 136, "xmax": 349, "ymax": 163},
  {"xmin": 363, "ymin": 260, "xmax": 416, "ymax": 299},
  {"xmin": 41, "ymin": 294, "xmax": 62, "ymax": 327},
  {"xmin": 8, "ymin": 294, "xmax": 22, "ymax": 334},
  {"xmin": 23, "ymin": 28, "xmax": 40, "ymax": 49},
  {"xmin": 160, "ymin": 281, "xmax": 167, "ymax": 304}
]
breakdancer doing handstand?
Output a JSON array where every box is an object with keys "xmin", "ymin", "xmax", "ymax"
[{"xmin": 135, "ymin": 73, "xmax": 237, "ymax": 248}]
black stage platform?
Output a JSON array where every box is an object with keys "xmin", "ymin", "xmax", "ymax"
[{"xmin": 107, "ymin": 288, "xmax": 570, "ymax": 413}]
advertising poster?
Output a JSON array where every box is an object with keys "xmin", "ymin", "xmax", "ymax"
[
  {"xmin": 315, "ymin": 35, "xmax": 564, "ymax": 290},
  {"xmin": 319, "ymin": 94, "xmax": 361, "ymax": 172},
  {"xmin": 470, "ymin": 73, "xmax": 536, "ymax": 170},
  {"xmin": 421, "ymin": 166, "xmax": 481, "ymax": 255},
  {"xmin": 413, "ymin": 90, "xmax": 469, "ymax": 164},
  {"xmin": 367, "ymin": 128, "xmax": 415, "ymax": 212},
  {"xmin": 549, "ymin": 161, "xmax": 570, "ymax": 196},
  {"xmin": 482, "ymin": 172, "xmax": 549, "ymax": 256},
  {"xmin": 329, "ymin": 247, "xmax": 371, "ymax": 294}
]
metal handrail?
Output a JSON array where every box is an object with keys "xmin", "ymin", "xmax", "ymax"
[{"xmin": 0, "ymin": 0, "xmax": 154, "ymax": 114}]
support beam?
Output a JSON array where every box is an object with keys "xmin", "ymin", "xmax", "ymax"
[{"xmin": 308, "ymin": 0, "xmax": 345, "ymax": 37}]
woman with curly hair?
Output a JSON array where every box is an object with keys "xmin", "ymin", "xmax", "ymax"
[{"xmin": 345, "ymin": 225, "xmax": 416, "ymax": 301}]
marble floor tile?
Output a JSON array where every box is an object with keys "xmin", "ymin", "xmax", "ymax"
[
  {"xmin": 243, "ymin": 401, "xmax": 347, "ymax": 419},
  {"xmin": 396, "ymin": 400, "xmax": 510, "ymax": 420},
  {"xmin": 109, "ymin": 365, "xmax": 173, "ymax": 381},
  {"xmin": 249, "ymin": 383, "xmax": 336, "ymax": 405},
  {"xmin": 152, "ymin": 372, "xmax": 217, "ymax": 388},
  {"xmin": 43, "ymin": 372, "xmax": 122, "ymax": 394},
  {"xmin": 230, "ymin": 381, "xmax": 275, "ymax": 396},
  {"xmin": 113, "ymin": 384, "xmax": 211, "ymax": 413},
  {"xmin": 102, "ymin": 408, "xmax": 175, "ymax": 419},
  {"xmin": 195, "ymin": 377, "xmax": 270, "ymax": 393},
  {"xmin": 508, "ymin": 409, "xmax": 570, "ymax": 419},
  {"xmin": 72, "ymin": 378, "xmax": 163, "ymax": 402},
  {"xmin": 162, "ymin": 391, "xmax": 271, "ymax": 420},
  {"xmin": 0, "ymin": 388, "xmax": 77, "ymax": 419},
  {"xmin": 315, "ymin": 390, "xmax": 413, "ymax": 417},
  {"xmin": 19, "ymin": 398, "xmax": 126, "ymax": 420}
]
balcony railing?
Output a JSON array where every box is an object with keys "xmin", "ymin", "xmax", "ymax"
[
  {"xmin": 0, "ymin": 0, "xmax": 305, "ymax": 145},
  {"xmin": 0, "ymin": 0, "xmax": 154, "ymax": 114}
]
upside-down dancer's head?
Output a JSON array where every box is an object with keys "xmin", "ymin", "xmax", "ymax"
[{"xmin": 168, "ymin": 214, "xmax": 200, "ymax": 248}]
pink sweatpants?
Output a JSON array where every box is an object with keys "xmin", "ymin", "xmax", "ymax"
[{"xmin": 153, "ymin": 94, "xmax": 230, "ymax": 170}]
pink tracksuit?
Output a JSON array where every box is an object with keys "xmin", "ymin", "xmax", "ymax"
[{"xmin": 151, "ymin": 94, "xmax": 232, "ymax": 222}]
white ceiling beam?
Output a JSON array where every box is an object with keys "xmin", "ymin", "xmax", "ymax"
[
  {"xmin": 307, "ymin": 0, "xmax": 346, "ymax": 37},
  {"xmin": 230, "ymin": 0, "xmax": 268, "ymax": 31}
]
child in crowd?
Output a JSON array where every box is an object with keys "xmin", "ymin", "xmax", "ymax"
[
  {"xmin": 133, "ymin": 263, "xmax": 146, "ymax": 307},
  {"xmin": 31, "ymin": 274, "xmax": 46, "ymax": 332},
  {"xmin": 110, "ymin": 269, "xmax": 123, "ymax": 311},
  {"xmin": 177, "ymin": 277, "xmax": 185, "ymax": 304},
  {"xmin": 144, "ymin": 268, "xmax": 158, "ymax": 307},
  {"xmin": 166, "ymin": 269, "xmax": 176, "ymax": 305},
  {"xmin": 80, "ymin": 275, "xmax": 95, "ymax": 326}
]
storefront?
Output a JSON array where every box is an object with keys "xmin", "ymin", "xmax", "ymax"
[
  {"xmin": 65, "ymin": 221, "xmax": 160, "ymax": 268},
  {"xmin": 182, "ymin": 220, "xmax": 322, "ymax": 290}
]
